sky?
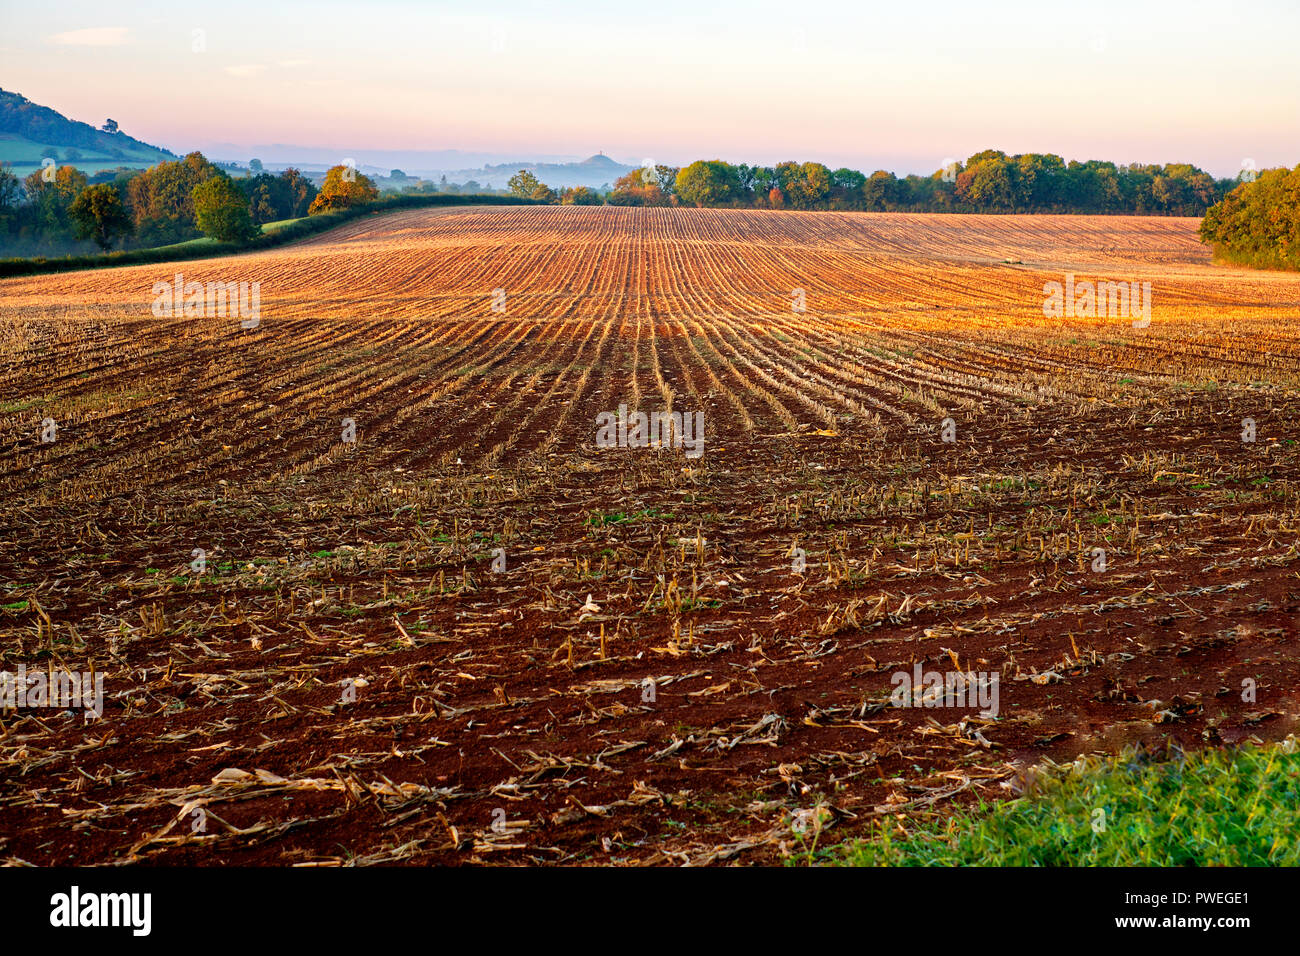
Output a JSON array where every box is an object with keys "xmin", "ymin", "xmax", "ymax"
[{"xmin": 2, "ymin": 0, "xmax": 1297, "ymax": 177}]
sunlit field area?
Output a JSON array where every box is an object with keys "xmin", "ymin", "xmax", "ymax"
[{"xmin": 2, "ymin": 205, "xmax": 1299, "ymax": 865}]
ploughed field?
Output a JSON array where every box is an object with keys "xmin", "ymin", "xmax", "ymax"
[{"xmin": 2, "ymin": 205, "xmax": 1300, "ymax": 865}]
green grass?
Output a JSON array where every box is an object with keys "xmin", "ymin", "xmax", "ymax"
[
  {"xmin": 587, "ymin": 508, "xmax": 672, "ymax": 527},
  {"xmin": 150, "ymin": 216, "xmax": 307, "ymax": 252},
  {"xmin": 832, "ymin": 739, "xmax": 1300, "ymax": 866},
  {"xmin": 0, "ymin": 398, "xmax": 42, "ymax": 414},
  {"xmin": 0, "ymin": 132, "xmax": 170, "ymax": 175}
]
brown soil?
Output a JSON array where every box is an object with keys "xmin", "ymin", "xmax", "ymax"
[{"xmin": 1, "ymin": 206, "xmax": 1298, "ymax": 865}]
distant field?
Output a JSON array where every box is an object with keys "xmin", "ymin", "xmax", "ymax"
[
  {"xmin": 0, "ymin": 131, "xmax": 170, "ymax": 175},
  {"xmin": 1, "ymin": 206, "xmax": 1298, "ymax": 865}
]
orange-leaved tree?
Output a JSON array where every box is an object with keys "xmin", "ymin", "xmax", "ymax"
[{"xmin": 308, "ymin": 165, "xmax": 379, "ymax": 214}]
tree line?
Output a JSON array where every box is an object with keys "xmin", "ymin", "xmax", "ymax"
[
  {"xmin": 507, "ymin": 150, "xmax": 1238, "ymax": 216},
  {"xmin": 0, "ymin": 154, "xmax": 386, "ymax": 255},
  {"xmin": 0, "ymin": 148, "xmax": 1269, "ymax": 259}
]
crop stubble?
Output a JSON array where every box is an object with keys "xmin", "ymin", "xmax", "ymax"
[{"xmin": 1, "ymin": 205, "xmax": 1299, "ymax": 865}]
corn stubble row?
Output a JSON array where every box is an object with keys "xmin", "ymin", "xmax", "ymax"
[{"xmin": 1, "ymin": 206, "xmax": 1300, "ymax": 864}]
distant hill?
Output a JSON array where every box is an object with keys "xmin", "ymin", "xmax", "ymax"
[
  {"xmin": 0, "ymin": 88, "xmax": 175, "ymax": 175},
  {"xmin": 441, "ymin": 153, "xmax": 639, "ymax": 191}
]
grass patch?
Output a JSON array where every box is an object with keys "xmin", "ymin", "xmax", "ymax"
[
  {"xmin": 0, "ymin": 398, "xmax": 42, "ymax": 414},
  {"xmin": 1205, "ymin": 243, "xmax": 1300, "ymax": 273},
  {"xmin": 832, "ymin": 739, "xmax": 1299, "ymax": 866},
  {"xmin": 145, "ymin": 219, "xmax": 308, "ymax": 253}
]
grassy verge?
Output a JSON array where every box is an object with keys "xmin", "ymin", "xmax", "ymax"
[
  {"xmin": 150, "ymin": 216, "xmax": 307, "ymax": 252},
  {"xmin": 825, "ymin": 738, "xmax": 1299, "ymax": 866},
  {"xmin": 0, "ymin": 194, "xmax": 542, "ymax": 278},
  {"xmin": 1204, "ymin": 244, "xmax": 1300, "ymax": 272}
]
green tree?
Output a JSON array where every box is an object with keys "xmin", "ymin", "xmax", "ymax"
[
  {"xmin": 674, "ymin": 160, "xmax": 741, "ymax": 206},
  {"xmin": 956, "ymin": 158, "xmax": 1016, "ymax": 210},
  {"xmin": 1013, "ymin": 153, "xmax": 1065, "ymax": 209},
  {"xmin": 192, "ymin": 175, "xmax": 260, "ymax": 242},
  {"xmin": 830, "ymin": 167, "xmax": 866, "ymax": 207},
  {"xmin": 862, "ymin": 170, "xmax": 900, "ymax": 211},
  {"xmin": 279, "ymin": 168, "xmax": 317, "ymax": 218},
  {"xmin": 0, "ymin": 167, "xmax": 23, "ymax": 232},
  {"xmin": 734, "ymin": 163, "xmax": 760, "ymax": 199},
  {"xmin": 237, "ymin": 168, "xmax": 319, "ymax": 224},
  {"xmin": 651, "ymin": 165, "xmax": 679, "ymax": 194},
  {"xmin": 749, "ymin": 167, "xmax": 777, "ymax": 204},
  {"xmin": 508, "ymin": 169, "xmax": 543, "ymax": 198},
  {"xmin": 1200, "ymin": 164, "xmax": 1300, "ymax": 268},
  {"xmin": 775, "ymin": 162, "xmax": 831, "ymax": 208},
  {"xmin": 24, "ymin": 164, "xmax": 87, "ymax": 234},
  {"xmin": 68, "ymin": 183, "xmax": 133, "ymax": 250}
]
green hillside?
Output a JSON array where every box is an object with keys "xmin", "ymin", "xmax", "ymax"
[{"xmin": 0, "ymin": 89, "xmax": 174, "ymax": 175}]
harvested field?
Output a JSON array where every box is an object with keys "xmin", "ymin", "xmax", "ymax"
[{"xmin": 2, "ymin": 204, "xmax": 1300, "ymax": 865}]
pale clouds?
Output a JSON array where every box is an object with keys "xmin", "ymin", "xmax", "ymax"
[{"xmin": 49, "ymin": 27, "xmax": 129, "ymax": 47}]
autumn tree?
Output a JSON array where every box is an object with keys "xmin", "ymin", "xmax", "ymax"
[
  {"xmin": 125, "ymin": 151, "xmax": 221, "ymax": 244},
  {"xmin": 308, "ymin": 165, "xmax": 379, "ymax": 214},
  {"xmin": 560, "ymin": 186, "xmax": 602, "ymax": 205},
  {"xmin": 607, "ymin": 165, "xmax": 675, "ymax": 206}
]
